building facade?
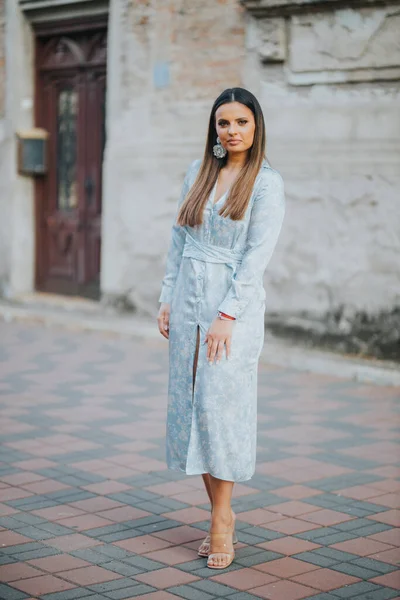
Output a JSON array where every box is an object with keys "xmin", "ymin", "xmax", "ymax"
[{"xmin": 1, "ymin": 0, "xmax": 399, "ymax": 353}]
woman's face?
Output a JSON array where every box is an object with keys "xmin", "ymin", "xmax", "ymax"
[{"xmin": 215, "ymin": 101, "xmax": 256, "ymax": 156}]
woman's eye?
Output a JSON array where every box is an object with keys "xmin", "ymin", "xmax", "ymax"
[{"xmin": 238, "ymin": 120, "xmax": 248, "ymax": 125}]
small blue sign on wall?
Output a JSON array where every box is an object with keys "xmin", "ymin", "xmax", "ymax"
[{"xmin": 153, "ymin": 61, "xmax": 170, "ymax": 88}]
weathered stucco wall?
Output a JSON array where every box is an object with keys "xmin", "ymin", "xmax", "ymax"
[
  {"xmin": 0, "ymin": 1, "xmax": 35, "ymax": 297},
  {"xmin": 103, "ymin": 0, "xmax": 399, "ymax": 343},
  {"xmin": 244, "ymin": 4, "xmax": 400, "ymax": 327},
  {"xmin": 101, "ymin": 0, "xmax": 245, "ymax": 312}
]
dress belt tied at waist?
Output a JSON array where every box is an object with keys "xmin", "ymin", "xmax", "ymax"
[{"xmin": 182, "ymin": 232, "xmax": 242, "ymax": 268}]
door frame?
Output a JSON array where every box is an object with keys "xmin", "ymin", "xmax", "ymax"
[{"xmin": 33, "ymin": 15, "xmax": 108, "ymax": 297}]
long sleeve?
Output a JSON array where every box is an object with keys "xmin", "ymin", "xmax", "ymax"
[
  {"xmin": 217, "ymin": 169, "xmax": 285, "ymax": 320},
  {"xmin": 158, "ymin": 162, "xmax": 197, "ymax": 303}
]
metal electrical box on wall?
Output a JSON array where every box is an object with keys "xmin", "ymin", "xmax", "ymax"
[{"xmin": 16, "ymin": 128, "xmax": 49, "ymax": 176}]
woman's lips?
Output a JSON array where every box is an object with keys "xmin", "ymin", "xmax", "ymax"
[{"xmin": 227, "ymin": 139, "xmax": 241, "ymax": 145}]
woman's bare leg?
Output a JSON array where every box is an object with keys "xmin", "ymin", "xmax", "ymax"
[
  {"xmin": 198, "ymin": 474, "xmax": 213, "ymax": 555},
  {"xmin": 208, "ymin": 475, "xmax": 235, "ymax": 568}
]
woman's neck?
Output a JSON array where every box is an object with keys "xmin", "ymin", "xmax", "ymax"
[{"xmin": 224, "ymin": 151, "xmax": 248, "ymax": 172}]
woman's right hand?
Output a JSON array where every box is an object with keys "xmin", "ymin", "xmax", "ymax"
[{"xmin": 157, "ymin": 303, "xmax": 171, "ymax": 339}]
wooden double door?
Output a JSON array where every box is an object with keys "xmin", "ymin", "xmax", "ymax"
[{"xmin": 35, "ymin": 25, "xmax": 107, "ymax": 299}]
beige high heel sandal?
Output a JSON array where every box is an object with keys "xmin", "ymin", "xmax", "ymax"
[
  {"xmin": 207, "ymin": 528, "xmax": 235, "ymax": 570},
  {"xmin": 198, "ymin": 529, "xmax": 238, "ymax": 558}
]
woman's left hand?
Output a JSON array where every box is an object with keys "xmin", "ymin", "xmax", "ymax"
[{"xmin": 204, "ymin": 318, "xmax": 234, "ymax": 364}]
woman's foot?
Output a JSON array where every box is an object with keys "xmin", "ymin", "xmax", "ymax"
[{"xmin": 207, "ymin": 511, "xmax": 236, "ymax": 569}]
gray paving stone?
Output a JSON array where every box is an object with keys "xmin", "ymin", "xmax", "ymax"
[
  {"xmin": 292, "ymin": 551, "xmax": 338, "ymax": 568},
  {"xmin": 2, "ymin": 542, "xmax": 45, "ymax": 555},
  {"xmin": 104, "ymin": 585, "xmax": 156, "ymax": 599},
  {"xmin": 87, "ymin": 578, "xmax": 135, "ymax": 593},
  {"xmin": 235, "ymin": 550, "xmax": 281, "ymax": 567},
  {"xmin": 70, "ymin": 549, "xmax": 110, "ymax": 564},
  {"xmin": 96, "ymin": 530, "xmax": 142, "ymax": 543},
  {"xmin": 351, "ymin": 589, "xmax": 399, "ymax": 600},
  {"xmin": 225, "ymin": 592, "xmax": 264, "ymax": 600},
  {"xmin": 331, "ymin": 561, "xmax": 381, "ymax": 579},
  {"xmin": 331, "ymin": 582, "xmax": 383, "ymax": 598},
  {"xmin": 11, "ymin": 547, "xmax": 62, "ymax": 561},
  {"xmin": 240, "ymin": 526, "xmax": 284, "ymax": 541},
  {"xmin": 302, "ymin": 595, "xmax": 338, "ymax": 600},
  {"xmin": 351, "ymin": 556, "xmax": 398, "ymax": 574},
  {"xmin": 0, "ymin": 584, "xmax": 29, "ymax": 600},
  {"xmin": 313, "ymin": 547, "xmax": 359, "ymax": 563},
  {"xmin": 167, "ymin": 585, "xmax": 216, "ymax": 600},
  {"xmin": 99, "ymin": 560, "xmax": 142, "ymax": 577},
  {"xmin": 12, "ymin": 526, "xmax": 57, "ymax": 540},
  {"xmin": 190, "ymin": 580, "xmax": 239, "ymax": 596},
  {"xmin": 295, "ymin": 527, "xmax": 337, "ymax": 541},
  {"xmin": 41, "ymin": 590, "xmax": 95, "ymax": 600},
  {"xmin": 351, "ymin": 523, "xmax": 392, "ymax": 537},
  {"xmin": 138, "ymin": 518, "xmax": 182, "ymax": 533},
  {"xmin": 95, "ymin": 545, "xmax": 135, "ymax": 560},
  {"xmin": 177, "ymin": 559, "xmax": 212, "ymax": 572},
  {"xmin": 0, "ymin": 556, "xmax": 18, "ymax": 566},
  {"xmin": 121, "ymin": 555, "xmax": 165, "ymax": 571},
  {"xmin": 12, "ymin": 513, "xmax": 47, "ymax": 526},
  {"xmin": 311, "ymin": 531, "xmax": 359, "ymax": 545}
]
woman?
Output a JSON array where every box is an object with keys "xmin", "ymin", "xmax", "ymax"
[{"xmin": 157, "ymin": 87, "xmax": 285, "ymax": 570}]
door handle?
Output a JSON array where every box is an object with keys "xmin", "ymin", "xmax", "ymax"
[{"xmin": 84, "ymin": 176, "xmax": 94, "ymax": 205}]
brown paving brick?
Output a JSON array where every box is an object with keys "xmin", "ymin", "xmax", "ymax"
[
  {"xmin": 115, "ymin": 534, "xmax": 173, "ymax": 554},
  {"xmin": 369, "ymin": 529, "xmax": 400, "ymax": 546},
  {"xmin": 211, "ymin": 567, "xmax": 278, "ymax": 590},
  {"xmin": 254, "ymin": 557, "xmax": 319, "ymax": 577},
  {"xmin": 265, "ymin": 518, "xmax": 322, "ymax": 535},
  {"xmin": 0, "ymin": 563, "xmax": 43, "ymax": 582},
  {"xmin": 267, "ymin": 501, "xmax": 321, "ymax": 517},
  {"xmin": 145, "ymin": 546, "xmax": 199, "ymax": 565},
  {"xmin": 0, "ymin": 503, "xmax": 19, "ymax": 516},
  {"xmin": 56, "ymin": 514, "xmax": 114, "ymax": 531},
  {"xmin": 370, "ymin": 571, "xmax": 400, "ymax": 589},
  {"xmin": 301, "ymin": 509, "xmax": 356, "ymax": 526},
  {"xmin": 45, "ymin": 533, "xmax": 103, "ymax": 551},
  {"xmin": 1, "ymin": 472, "xmax": 45, "ymax": 486},
  {"xmin": 368, "ymin": 466, "xmax": 400, "ymax": 479},
  {"xmin": 331, "ymin": 537, "xmax": 395, "ymax": 557},
  {"xmin": 0, "ymin": 531, "xmax": 32, "ymax": 547},
  {"xmin": 21, "ymin": 479, "xmax": 71, "ymax": 494},
  {"xmin": 162, "ymin": 507, "xmax": 210, "ymax": 524},
  {"xmin": 69, "ymin": 497, "xmax": 124, "ymax": 512},
  {"xmin": 32, "ymin": 505, "xmax": 85, "ymax": 521},
  {"xmin": 61, "ymin": 565, "xmax": 122, "ymax": 585},
  {"xmin": 368, "ymin": 547, "xmax": 400, "ymax": 566},
  {"xmin": 367, "ymin": 493, "xmax": 400, "ymax": 509},
  {"xmin": 135, "ymin": 567, "xmax": 200, "ymax": 588},
  {"xmin": 368, "ymin": 509, "xmax": 400, "ymax": 526},
  {"xmin": 154, "ymin": 525, "xmax": 205, "ymax": 544},
  {"xmin": 11, "ymin": 575, "xmax": 76, "ymax": 596},
  {"xmin": 91, "ymin": 465, "xmax": 140, "ymax": 479},
  {"xmin": 256, "ymin": 536, "xmax": 321, "ymax": 555},
  {"xmin": 0, "ymin": 487, "xmax": 33, "ymax": 502},
  {"xmin": 272, "ymin": 486, "xmax": 323, "ymax": 500},
  {"xmin": 28, "ymin": 554, "xmax": 92, "ymax": 573},
  {"xmin": 370, "ymin": 479, "xmax": 400, "ymax": 493},
  {"xmin": 82, "ymin": 481, "xmax": 132, "ymax": 495},
  {"xmin": 96, "ymin": 506, "xmax": 151, "ymax": 522},
  {"xmin": 169, "ymin": 489, "xmax": 211, "ymax": 505},
  {"xmin": 237, "ymin": 509, "xmax": 286, "ymax": 526},
  {"xmin": 291, "ymin": 567, "xmax": 360, "ymax": 591},
  {"xmin": 249, "ymin": 579, "xmax": 318, "ymax": 599}
]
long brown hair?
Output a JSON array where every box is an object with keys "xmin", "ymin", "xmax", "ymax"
[{"xmin": 177, "ymin": 88, "xmax": 266, "ymax": 226}]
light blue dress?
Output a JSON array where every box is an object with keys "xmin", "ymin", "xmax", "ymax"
[{"xmin": 159, "ymin": 159, "xmax": 285, "ymax": 482}]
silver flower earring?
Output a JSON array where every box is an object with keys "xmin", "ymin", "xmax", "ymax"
[{"xmin": 213, "ymin": 137, "xmax": 227, "ymax": 159}]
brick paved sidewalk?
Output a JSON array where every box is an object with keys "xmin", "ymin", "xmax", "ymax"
[{"xmin": 0, "ymin": 321, "xmax": 399, "ymax": 600}]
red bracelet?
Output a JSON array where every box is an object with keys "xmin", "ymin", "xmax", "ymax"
[{"xmin": 218, "ymin": 311, "xmax": 236, "ymax": 320}]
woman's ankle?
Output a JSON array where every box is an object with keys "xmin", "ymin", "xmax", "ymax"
[{"xmin": 211, "ymin": 508, "xmax": 233, "ymax": 527}]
